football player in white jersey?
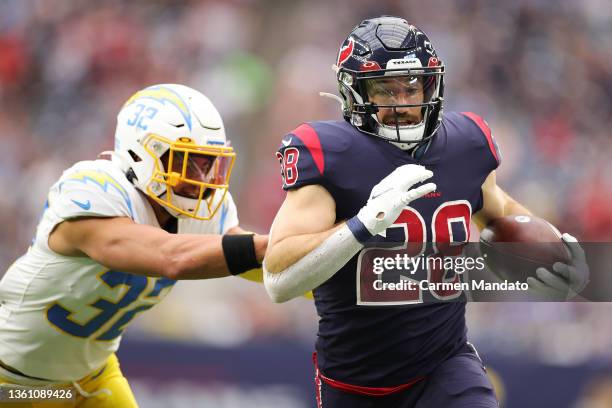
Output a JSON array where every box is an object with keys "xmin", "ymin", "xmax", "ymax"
[{"xmin": 0, "ymin": 84, "xmax": 268, "ymax": 407}]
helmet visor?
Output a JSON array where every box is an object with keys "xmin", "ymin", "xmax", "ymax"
[
  {"xmin": 363, "ymin": 74, "xmax": 439, "ymax": 128},
  {"xmin": 162, "ymin": 150, "xmax": 233, "ymax": 198}
]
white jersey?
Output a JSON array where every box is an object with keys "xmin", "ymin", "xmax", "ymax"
[{"xmin": 0, "ymin": 160, "xmax": 238, "ymax": 381}]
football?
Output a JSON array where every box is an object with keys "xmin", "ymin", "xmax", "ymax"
[{"xmin": 479, "ymin": 215, "xmax": 571, "ymax": 282}]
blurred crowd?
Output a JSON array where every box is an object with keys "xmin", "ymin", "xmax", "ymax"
[{"xmin": 1, "ymin": 0, "xmax": 611, "ymax": 366}]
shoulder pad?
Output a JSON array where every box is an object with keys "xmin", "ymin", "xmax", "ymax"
[{"xmin": 50, "ymin": 161, "xmax": 135, "ymax": 220}]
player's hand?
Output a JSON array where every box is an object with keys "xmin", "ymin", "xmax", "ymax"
[
  {"xmin": 356, "ymin": 165, "xmax": 436, "ymax": 237},
  {"xmin": 526, "ymin": 233, "xmax": 590, "ymax": 300},
  {"xmin": 369, "ymin": 164, "xmax": 434, "ymax": 201}
]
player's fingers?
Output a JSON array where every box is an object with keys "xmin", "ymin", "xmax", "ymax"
[
  {"xmin": 552, "ymin": 262, "xmax": 571, "ymax": 280},
  {"xmin": 526, "ymin": 276, "xmax": 548, "ymax": 293},
  {"xmin": 562, "ymin": 232, "xmax": 577, "ymax": 243},
  {"xmin": 370, "ymin": 167, "xmax": 407, "ymax": 199},
  {"xmin": 527, "ymin": 276, "xmax": 561, "ymax": 300},
  {"xmin": 554, "ymin": 262, "xmax": 590, "ymax": 295},
  {"xmin": 536, "ymin": 267, "xmax": 569, "ymax": 292},
  {"xmin": 379, "ymin": 164, "xmax": 424, "ymax": 186},
  {"xmin": 395, "ymin": 165, "xmax": 433, "ymax": 191},
  {"xmin": 561, "ymin": 233, "xmax": 586, "ymax": 261},
  {"xmin": 401, "ymin": 183, "xmax": 437, "ymax": 204}
]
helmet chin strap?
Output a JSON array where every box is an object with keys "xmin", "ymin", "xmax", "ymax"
[
  {"xmin": 158, "ymin": 192, "xmax": 200, "ymax": 219},
  {"xmin": 380, "ymin": 121, "xmax": 432, "ymax": 158},
  {"xmin": 157, "ymin": 193, "xmax": 181, "ymax": 219},
  {"xmin": 377, "ymin": 120, "xmax": 426, "ymax": 148},
  {"xmin": 389, "ymin": 140, "xmax": 419, "ymax": 151}
]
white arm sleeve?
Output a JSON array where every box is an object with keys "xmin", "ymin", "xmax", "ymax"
[{"xmin": 263, "ymin": 224, "xmax": 363, "ymax": 303}]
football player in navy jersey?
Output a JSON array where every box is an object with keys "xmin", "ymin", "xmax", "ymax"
[{"xmin": 263, "ymin": 16, "xmax": 589, "ymax": 407}]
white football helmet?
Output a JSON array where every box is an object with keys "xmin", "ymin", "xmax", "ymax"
[{"xmin": 112, "ymin": 84, "xmax": 235, "ymax": 220}]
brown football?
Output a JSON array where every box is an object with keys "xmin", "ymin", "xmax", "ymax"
[{"xmin": 479, "ymin": 215, "xmax": 571, "ymax": 282}]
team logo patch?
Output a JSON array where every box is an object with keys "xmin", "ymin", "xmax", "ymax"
[
  {"xmin": 337, "ymin": 37, "xmax": 355, "ymax": 67},
  {"xmin": 386, "ymin": 58, "xmax": 422, "ymax": 70}
]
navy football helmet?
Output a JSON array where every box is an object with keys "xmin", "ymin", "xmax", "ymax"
[{"xmin": 334, "ymin": 16, "xmax": 444, "ymax": 146}]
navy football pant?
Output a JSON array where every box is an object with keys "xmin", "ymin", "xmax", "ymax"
[{"xmin": 315, "ymin": 344, "xmax": 498, "ymax": 408}]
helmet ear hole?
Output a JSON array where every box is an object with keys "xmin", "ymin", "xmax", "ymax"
[
  {"xmin": 126, "ymin": 168, "xmax": 138, "ymax": 183},
  {"xmin": 128, "ymin": 150, "xmax": 142, "ymax": 162}
]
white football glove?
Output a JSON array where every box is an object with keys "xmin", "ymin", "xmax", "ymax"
[
  {"xmin": 356, "ymin": 164, "xmax": 436, "ymax": 237},
  {"xmin": 526, "ymin": 233, "xmax": 590, "ymax": 300},
  {"xmin": 369, "ymin": 164, "xmax": 434, "ymax": 201}
]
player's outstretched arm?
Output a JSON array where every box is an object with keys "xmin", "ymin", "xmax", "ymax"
[
  {"xmin": 264, "ymin": 164, "xmax": 436, "ymax": 303},
  {"xmin": 48, "ymin": 216, "xmax": 266, "ymax": 280},
  {"xmin": 223, "ymin": 226, "xmax": 319, "ymax": 298}
]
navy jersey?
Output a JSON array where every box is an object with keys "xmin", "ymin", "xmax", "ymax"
[{"xmin": 276, "ymin": 112, "xmax": 501, "ymax": 386}]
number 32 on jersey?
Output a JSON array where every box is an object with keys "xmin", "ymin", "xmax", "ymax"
[{"xmin": 46, "ymin": 272, "xmax": 175, "ymax": 341}]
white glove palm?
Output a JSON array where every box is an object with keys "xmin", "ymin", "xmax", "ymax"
[{"xmin": 357, "ymin": 164, "xmax": 436, "ymax": 236}]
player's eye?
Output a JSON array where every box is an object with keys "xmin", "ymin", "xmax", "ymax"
[
  {"xmin": 375, "ymin": 87, "xmax": 396, "ymax": 98},
  {"xmin": 368, "ymin": 85, "xmax": 387, "ymax": 96}
]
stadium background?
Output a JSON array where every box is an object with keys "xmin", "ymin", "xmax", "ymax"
[{"xmin": 1, "ymin": 0, "xmax": 611, "ymax": 406}]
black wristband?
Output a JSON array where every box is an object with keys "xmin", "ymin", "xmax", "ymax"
[{"xmin": 222, "ymin": 234, "xmax": 260, "ymax": 275}]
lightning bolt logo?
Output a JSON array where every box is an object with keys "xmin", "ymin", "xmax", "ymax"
[
  {"xmin": 124, "ymin": 85, "xmax": 192, "ymax": 130},
  {"xmin": 60, "ymin": 170, "xmax": 134, "ymax": 217}
]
